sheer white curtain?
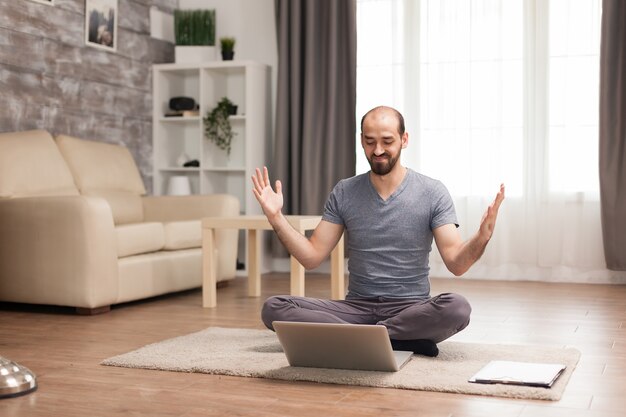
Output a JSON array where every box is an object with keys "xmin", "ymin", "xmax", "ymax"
[{"xmin": 357, "ymin": 0, "xmax": 626, "ymax": 282}]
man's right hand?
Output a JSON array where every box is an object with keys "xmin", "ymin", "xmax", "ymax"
[
  {"xmin": 251, "ymin": 166, "xmax": 344, "ymax": 270},
  {"xmin": 251, "ymin": 166, "xmax": 283, "ymax": 223}
]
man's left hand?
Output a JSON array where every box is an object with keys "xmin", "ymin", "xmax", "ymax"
[{"xmin": 479, "ymin": 184, "xmax": 505, "ymax": 242}]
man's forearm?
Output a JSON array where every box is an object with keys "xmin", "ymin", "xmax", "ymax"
[
  {"xmin": 438, "ymin": 185, "xmax": 504, "ymax": 277},
  {"xmin": 268, "ymin": 213, "xmax": 320, "ymax": 269},
  {"xmin": 449, "ymin": 233, "xmax": 490, "ymax": 276}
]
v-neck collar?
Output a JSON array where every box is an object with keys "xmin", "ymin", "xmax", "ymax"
[{"xmin": 367, "ymin": 169, "xmax": 411, "ymax": 203}]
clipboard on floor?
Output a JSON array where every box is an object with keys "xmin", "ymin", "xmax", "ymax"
[{"xmin": 468, "ymin": 360, "xmax": 566, "ymax": 388}]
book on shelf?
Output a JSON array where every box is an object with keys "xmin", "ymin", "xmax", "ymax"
[{"xmin": 164, "ymin": 110, "xmax": 200, "ymax": 118}]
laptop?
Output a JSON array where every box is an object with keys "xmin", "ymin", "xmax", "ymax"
[{"xmin": 273, "ymin": 321, "xmax": 413, "ymax": 372}]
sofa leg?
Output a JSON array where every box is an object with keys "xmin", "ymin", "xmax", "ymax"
[{"xmin": 75, "ymin": 305, "xmax": 111, "ymax": 315}]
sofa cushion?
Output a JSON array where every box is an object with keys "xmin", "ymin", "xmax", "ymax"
[
  {"xmin": 116, "ymin": 222, "xmax": 165, "ymax": 258},
  {"xmin": 55, "ymin": 134, "xmax": 146, "ymax": 224},
  {"xmin": 0, "ymin": 130, "xmax": 80, "ymax": 198},
  {"xmin": 163, "ymin": 220, "xmax": 201, "ymax": 250},
  {"xmin": 55, "ymin": 134, "xmax": 146, "ymax": 193}
]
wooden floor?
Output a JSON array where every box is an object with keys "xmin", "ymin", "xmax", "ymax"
[{"xmin": 0, "ymin": 274, "xmax": 625, "ymax": 416}]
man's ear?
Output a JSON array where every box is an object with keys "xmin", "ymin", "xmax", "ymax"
[{"xmin": 401, "ymin": 132, "xmax": 409, "ymax": 149}]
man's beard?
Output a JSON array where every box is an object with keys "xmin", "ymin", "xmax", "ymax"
[{"xmin": 367, "ymin": 150, "xmax": 401, "ymax": 176}]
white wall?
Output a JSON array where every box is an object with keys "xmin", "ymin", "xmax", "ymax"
[{"xmin": 178, "ymin": 0, "xmax": 276, "ymax": 65}]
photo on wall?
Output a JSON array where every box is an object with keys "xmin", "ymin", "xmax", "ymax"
[{"xmin": 85, "ymin": 0, "xmax": 118, "ymax": 52}]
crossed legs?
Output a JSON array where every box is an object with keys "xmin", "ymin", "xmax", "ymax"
[{"xmin": 261, "ymin": 293, "xmax": 471, "ymax": 355}]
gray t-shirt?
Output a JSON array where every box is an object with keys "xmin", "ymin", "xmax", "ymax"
[{"xmin": 322, "ymin": 169, "xmax": 458, "ymax": 300}]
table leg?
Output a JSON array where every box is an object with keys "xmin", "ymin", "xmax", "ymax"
[
  {"xmin": 330, "ymin": 233, "xmax": 345, "ymax": 300},
  {"xmin": 290, "ymin": 255, "xmax": 305, "ymax": 296},
  {"xmin": 248, "ymin": 229, "xmax": 261, "ymax": 297},
  {"xmin": 202, "ymin": 228, "xmax": 217, "ymax": 308}
]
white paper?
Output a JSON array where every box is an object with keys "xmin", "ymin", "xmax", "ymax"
[{"xmin": 469, "ymin": 360, "xmax": 566, "ymax": 387}]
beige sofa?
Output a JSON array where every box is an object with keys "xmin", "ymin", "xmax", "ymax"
[{"xmin": 0, "ymin": 130, "xmax": 239, "ymax": 313}]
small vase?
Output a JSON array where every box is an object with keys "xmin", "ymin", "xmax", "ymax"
[
  {"xmin": 167, "ymin": 176, "xmax": 192, "ymax": 196},
  {"xmin": 221, "ymin": 50, "xmax": 234, "ymax": 61}
]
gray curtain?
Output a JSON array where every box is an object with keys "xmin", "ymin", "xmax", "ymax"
[
  {"xmin": 599, "ymin": 0, "xmax": 626, "ymax": 270},
  {"xmin": 273, "ymin": 0, "xmax": 357, "ymax": 217}
]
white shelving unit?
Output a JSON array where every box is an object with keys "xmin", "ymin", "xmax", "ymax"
[{"xmin": 152, "ymin": 61, "xmax": 270, "ymax": 217}]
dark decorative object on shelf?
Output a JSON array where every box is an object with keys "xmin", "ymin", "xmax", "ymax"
[
  {"xmin": 203, "ymin": 97, "xmax": 237, "ymax": 155},
  {"xmin": 220, "ymin": 37, "xmax": 236, "ymax": 61},
  {"xmin": 165, "ymin": 97, "xmax": 199, "ymax": 117},
  {"xmin": 183, "ymin": 159, "xmax": 200, "ymax": 167},
  {"xmin": 169, "ymin": 96, "xmax": 196, "ymax": 111}
]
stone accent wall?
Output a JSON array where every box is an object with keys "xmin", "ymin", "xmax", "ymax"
[{"xmin": 0, "ymin": 0, "xmax": 177, "ymax": 192}]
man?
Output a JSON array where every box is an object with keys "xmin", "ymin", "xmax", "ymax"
[{"xmin": 251, "ymin": 106, "xmax": 505, "ymax": 357}]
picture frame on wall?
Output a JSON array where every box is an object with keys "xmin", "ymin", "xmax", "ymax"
[
  {"xmin": 85, "ymin": 0, "xmax": 118, "ymax": 52},
  {"xmin": 29, "ymin": 0, "xmax": 55, "ymax": 5}
]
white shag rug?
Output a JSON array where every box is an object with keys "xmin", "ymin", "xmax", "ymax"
[{"xmin": 101, "ymin": 327, "xmax": 580, "ymax": 401}]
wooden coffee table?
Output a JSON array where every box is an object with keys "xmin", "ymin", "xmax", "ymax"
[{"xmin": 202, "ymin": 215, "xmax": 345, "ymax": 308}]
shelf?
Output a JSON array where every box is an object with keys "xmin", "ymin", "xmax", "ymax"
[
  {"xmin": 153, "ymin": 66, "xmax": 199, "ymax": 76},
  {"xmin": 153, "ymin": 60, "xmax": 269, "ymax": 216},
  {"xmin": 155, "ymin": 60, "xmax": 265, "ymax": 73},
  {"xmin": 202, "ymin": 167, "xmax": 246, "ymax": 172},
  {"xmin": 159, "ymin": 167, "xmax": 201, "ymax": 172},
  {"xmin": 157, "ymin": 115, "xmax": 243, "ymax": 124},
  {"xmin": 159, "ymin": 116, "xmax": 201, "ymax": 123}
]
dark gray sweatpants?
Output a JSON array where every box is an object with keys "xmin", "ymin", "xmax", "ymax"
[{"xmin": 261, "ymin": 293, "xmax": 472, "ymax": 344}]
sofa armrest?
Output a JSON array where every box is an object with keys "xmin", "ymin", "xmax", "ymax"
[
  {"xmin": 0, "ymin": 196, "xmax": 119, "ymax": 308},
  {"xmin": 142, "ymin": 194, "xmax": 240, "ymax": 222}
]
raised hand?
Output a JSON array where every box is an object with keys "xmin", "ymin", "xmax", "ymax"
[
  {"xmin": 479, "ymin": 183, "xmax": 505, "ymax": 242},
  {"xmin": 251, "ymin": 166, "xmax": 284, "ymax": 221}
]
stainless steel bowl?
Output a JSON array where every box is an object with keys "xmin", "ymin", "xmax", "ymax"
[{"xmin": 0, "ymin": 356, "xmax": 37, "ymax": 399}]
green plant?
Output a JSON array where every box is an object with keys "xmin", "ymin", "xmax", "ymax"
[
  {"xmin": 220, "ymin": 37, "xmax": 236, "ymax": 53},
  {"xmin": 174, "ymin": 9, "xmax": 216, "ymax": 46},
  {"xmin": 203, "ymin": 97, "xmax": 237, "ymax": 155}
]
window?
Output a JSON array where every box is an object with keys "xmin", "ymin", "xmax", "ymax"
[
  {"xmin": 548, "ymin": 0, "xmax": 601, "ymax": 193},
  {"xmin": 356, "ymin": 0, "xmax": 601, "ymax": 197}
]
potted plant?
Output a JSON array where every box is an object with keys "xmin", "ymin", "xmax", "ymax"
[
  {"xmin": 220, "ymin": 37, "xmax": 236, "ymax": 61},
  {"xmin": 203, "ymin": 97, "xmax": 237, "ymax": 155},
  {"xmin": 174, "ymin": 9, "xmax": 216, "ymax": 63}
]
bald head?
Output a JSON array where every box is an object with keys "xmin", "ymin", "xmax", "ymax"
[{"xmin": 360, "ymin": 106, "xmax": 406, "ymax": 136}]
